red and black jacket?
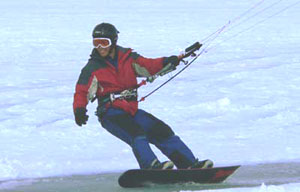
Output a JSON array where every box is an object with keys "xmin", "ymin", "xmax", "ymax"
[{"xmin": 73, "ymin": 46, "xmax": 176, "ymax": 116}]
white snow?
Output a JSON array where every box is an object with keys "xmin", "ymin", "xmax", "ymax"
[
  {"xmin": 181, "ymin": 183, "xmax": 300, "ymax": 192},
  {"xmin": 1, "ymin": 0, "xmax": 300, "ymax": 191}
]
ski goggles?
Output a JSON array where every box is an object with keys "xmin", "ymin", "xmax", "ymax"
[{"xmin": 93, "ymin": 37, "xmax": 112, "ymax": 48}]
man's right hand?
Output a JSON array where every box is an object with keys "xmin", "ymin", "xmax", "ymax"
[{"xmin": 74, "ymin": 107, "xmax": 89, "ymax": 126}]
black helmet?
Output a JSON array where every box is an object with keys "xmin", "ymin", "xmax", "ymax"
[{"xmin": 92, "ymin": 23, "xmax": 119, "ymax": 45}]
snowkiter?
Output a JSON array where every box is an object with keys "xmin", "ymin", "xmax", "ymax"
[{"xmin": 73, "ymin": 22, "xmax": 213, "ymax": 169}]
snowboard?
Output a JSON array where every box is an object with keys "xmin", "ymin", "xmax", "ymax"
[{"xmin": 118, "ymin": 165, "xmax": 240, "ymax": 188}]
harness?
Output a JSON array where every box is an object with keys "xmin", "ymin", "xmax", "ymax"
[
  {"xmin": 95, "ymin": 88, "xmax": 138, "ymax": 118},
  {"xmin": 96, "ymin": 87, "xmax": 136, "ymax": 106},
  {"xmin": 100, "ymin": 89, "xmax": 137, "ymax": 103}
]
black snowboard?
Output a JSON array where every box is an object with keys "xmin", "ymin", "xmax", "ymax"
[{"xmin": 118, "ymin": 165, "xmax": 240, "ymax": 188}]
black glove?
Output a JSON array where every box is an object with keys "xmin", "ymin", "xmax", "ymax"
[
  {"xmin": 167, "ymin": 55, "xmax": 180, "ymax": 67},
  {"xmin": 74, "ymin": 107, "xmax": 89, "ymax": 126}
]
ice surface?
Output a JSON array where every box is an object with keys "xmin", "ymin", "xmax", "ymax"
[
  {"xmin": 181, "ymin": 183, "xmax": 300, "ymax": 192},
  {"xmin": 0, "ymin": 0, "xmax": 300, "ymax": 191}
]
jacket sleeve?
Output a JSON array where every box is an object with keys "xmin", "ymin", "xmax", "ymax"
[
  {"xmin": 73, "ymin": 63, "xmax": 98, "ymax": 112},
  {"xmin": 130, "ymin": 51, "xmax": 176, "ymax": 77}
]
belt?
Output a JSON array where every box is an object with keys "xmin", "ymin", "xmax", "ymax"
[{"xmin": 98, "ymin": 88, "xmax": 138, "ymax": 106}]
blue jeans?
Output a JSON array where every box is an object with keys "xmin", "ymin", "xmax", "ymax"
[{"xmin": 98, "ymin": 107, "xmax": 197, "ymax": 169}]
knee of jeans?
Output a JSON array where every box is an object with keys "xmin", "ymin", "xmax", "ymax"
[
  {"xmin": 148, "ymin": 122, "xmax": 175, "ymax": 142},
  {"xmin": 133, "ymin": 135, "xmax": 147, "ymax": 142},
  {"xmin": 130, "ymin": 135, "xmax": 148, "ymax": 147}
]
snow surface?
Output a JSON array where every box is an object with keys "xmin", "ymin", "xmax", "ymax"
[
  {"xmin": 1, "ymin": 0, "xmax": 300, "ymax": 191},
  {"xmin": 181, "ymin": 183, "xmax": 300, "ymax": 192}
]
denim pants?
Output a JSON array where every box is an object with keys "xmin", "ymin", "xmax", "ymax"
[{"xmin": 98, "ymin": 107, "xmax": 197, "ymax": 169}]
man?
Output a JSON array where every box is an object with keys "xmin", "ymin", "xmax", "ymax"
[{"xmin": 73, "ymin": 22, "xmax": 213, "ymax": 169}]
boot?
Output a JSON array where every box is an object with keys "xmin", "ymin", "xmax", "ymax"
[
  {"xmin": 188, "ymin": 159, "xmax": 213, "ymax": 169},
  {"xmin": 148, "ymin": 159, "xmax": 174, "ymax": 170}
]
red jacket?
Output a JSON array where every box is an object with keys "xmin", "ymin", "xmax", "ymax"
[{"xmin": 73, "ymin": 46, "xmax": 173, "ymax": 116}]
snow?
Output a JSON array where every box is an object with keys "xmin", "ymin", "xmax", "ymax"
[
  {"xmin": 1, "ymin": 0, "xmax": 300, "ymax": 191},
  {"xmin": 181, "ymin": 183, "xmax": 300, "ymax": 192}
]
